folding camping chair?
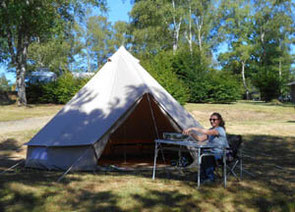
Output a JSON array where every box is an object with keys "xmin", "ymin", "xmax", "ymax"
[
  {"xmin": 225, "ymin": 135, "xmax": 243, "ymax": 180},
  {"xmin": 215, "ymin": 135, "xmax": 243, "ymax": 181}
]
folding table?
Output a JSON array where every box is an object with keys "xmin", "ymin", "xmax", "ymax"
[{"xmin": 152, "ymin": 139, "xmax": 227, "ymax": 188}]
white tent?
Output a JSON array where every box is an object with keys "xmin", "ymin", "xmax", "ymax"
[{"xmin": 25, "ymin": 46, "xmax": 202, "ymax": 170}]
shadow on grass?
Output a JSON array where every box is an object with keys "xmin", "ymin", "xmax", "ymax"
[
  {"xmin": 0, "ymin": 173, "xmax": 124, "ymax": 211},
  {"xmin": 0, "ymin": 139, "xmax": 21, "ymax": 151},
  {"xmin": 0, "ymin": 167, "xmax": 88, "ymax": 211},
  {"xmin": 0, "ymin": 134, "xmax": 294, "ymax": 211},
  {"xmin": 0, "ymin": 139, "xmax": 23, "ymax": 168},
  {"xmin": 65, "ymin": 189, "xmax": 124, "ymax": 212},
  {"xmin": 131, "ymin": 189, "xmax": 199, "ymax": 211},
  {"xmin": 233, "ymin": 134, "xmax": 295, "ymax": 211},
  {"xmin": 287, "ymin": 120, "xmax": 295, "ymax": 123},
  {"xmin": 241, "ymin": 135, "xmax": 295, "ymax": 193},
  {"xmin": 241, "ymin": 101, "xmax": 295, "ymax": 108}
]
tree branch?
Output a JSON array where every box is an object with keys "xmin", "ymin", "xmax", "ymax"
[{"xmin": 7, "ymin": 28, "xmax": 17, "ymax": 64}]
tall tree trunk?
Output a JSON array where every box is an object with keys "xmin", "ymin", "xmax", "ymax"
[
  {"xmin": 16, "ymin": 65, "xmax": 27, "ymax": 106},
  {"xmin": 185, "ymin": 1, "xmax": 193, "ymax": 55},
  {"xmin": 87, "ymin": 48, "xmax": 91, "ymax": 72},
  {"xmin": 172, "ymin": 0, "xmax": 182, "ymax": 54},
  {"xmin": 195, "ymin": 13, "xmax": 203, "ymax": 52},
  {"xmin": 241, "ymin": 60, "xmax": 249, "ymax": 100},
  {"xmin": 279, "ymin": 58, "xmax": 282, "ymax": 94},
  {"xmin": 197, "ymin": 24, "xmax": 202, "ymax": 52},
  {"xmin": 173, "ymin": 20, "xmax": 181, "ymax": 54},
  {"xmin": 278, "ymin": 40, "xmax": 282, "ymax": 94},
  {"xmin": 16, "ymin": 35, "xmax": 28, "ymax": 106}
]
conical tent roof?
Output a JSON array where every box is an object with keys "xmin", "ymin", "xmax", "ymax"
[{"xmin": 26, "ymin": 46, "xmax": 201, "ymax": 147}]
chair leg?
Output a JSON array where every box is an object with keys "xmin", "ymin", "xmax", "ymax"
[
  {"xmin": 226, "ymin": 160, "xmax": 240, "ymax": 181},
  {"xmin": 240, "ymin": 157, "xmax": 243, "ymax": 179}
]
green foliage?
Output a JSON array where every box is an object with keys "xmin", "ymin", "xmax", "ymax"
[
  {"xmin": 164, "ymin": 47, "xmax": 241, "ymax": 103},
  {"xmin": 140, "ymin": 51, "xmax": 190, "ymax": 105},
  {"xmin": 189, "ymin": 70, "xmax": 242, "ymax": 103},
  {"xmin": 253, "ymin": 68, "xmax": 281, "ymax": 102},
  {"xmin": 206, "ymin": 71, "xmax": 242, "ymax": 103},
  {"xmin": 140, "ymin": 48, "xmax": 241, "ymax": 104},
  {"xmin": 27, "ymin": 72, "xmax": 90, "ymax": 104},
  {"xmin": 0, "ymin": 0, "xmax": 106, "ymax": 105},
  {"xmin": 129, "ymin": 0, "xmax": 173, "ymax": 52},
  {"xmin": 72, "ymin": 14, "xmax": 128, "ymax": 72},
  {"xmin": 0, "ymin": 73, "xmax": 10, "ymax": 91},
  {"xmin": 2, "ymin": 0, "xmax": 294, "ymax": 105},
  {"xmin": 217, "ymin": 0, "xmax": 294, "ymax": 102},
  {"xmin": 28, "ymin": 39, "xmax": 72, "ymax": 74},
  {"xmin": 170, "ymin": 46, "xmax": 208, "ymax": 80}
]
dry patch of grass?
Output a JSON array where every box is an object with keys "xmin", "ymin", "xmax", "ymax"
[
  {"xmin": 186, "ymin": 101, "xmax": 295, "ymax": 136},
  {"xmin": 0, "ymin": 104, "xmax": 63, "ymax": 122}
]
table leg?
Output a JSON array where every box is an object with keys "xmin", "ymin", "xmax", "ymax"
[
  {"xmin": 223, "ymin": 149, "xmax": 227, "ymax": 188},
  {"xmin": 240, "ymin": 151, "xmax": 243, "ymax": 179},
  {"xmin": 197, "ymin": 148, "xmax": 201, "ymax": 188},
  {"xmin": 152, "ymin": 142, "xmax": 159, "ymax": 180}
]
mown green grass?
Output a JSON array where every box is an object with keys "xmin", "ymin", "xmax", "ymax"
[{"xmin": 0, "ymin": 101, "xmax": 295, "ymax": 211}]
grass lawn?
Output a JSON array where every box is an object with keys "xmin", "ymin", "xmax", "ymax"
[
  {"xmin": 0, "ymin": 102, "xmax": 294, "ymax": 211},
  {"xmin": 0, "ymin": 104, "xmax": 63, "ymax": 122}
]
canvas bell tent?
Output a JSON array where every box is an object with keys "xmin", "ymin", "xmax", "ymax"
[{"xmin": 25, "ymin": 46, "xmax": 202, "ymax": 170}]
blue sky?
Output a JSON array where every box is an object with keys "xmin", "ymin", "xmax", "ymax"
[
  {"xmin": 0, "ymin": 0, "xmax": 133, "ymax": 83},
  {"xmin": 106, "ymin": 0, "xmax": 132, "ymax": 23}
]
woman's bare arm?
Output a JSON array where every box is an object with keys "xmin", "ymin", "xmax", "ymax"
[
  {"xmin": 190, "ymin": 133, "xmax": 208, "ymax": 142},
  {"xmin": 183, "ymin": 127, "xmax": 219, "ymax": 137}
]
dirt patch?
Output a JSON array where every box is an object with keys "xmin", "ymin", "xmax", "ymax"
[{"xmin": 0, "ymin": 116, "xmax": 53, "ymax": 133}]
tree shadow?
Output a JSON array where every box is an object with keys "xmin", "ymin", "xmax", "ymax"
[
  {"xmin": 0, "ymin": 169, "xmax": 124, "ymax": 211},
  {"xmin": 131, "ymin": 189, "xmax": 200, "ymax": 211},
  {"xmin": 67, "ymin": 189, "xmax": 123, "ymax": 212},
  {"xmin": 228, "ymin": 134, "xmax": 295, "ymax": 210},
  {"xmin": 0, "ymin": 138, "xmax": 24, "ymax": 169},
  {"xmin": 0, "ymin": 139, "xmax": 21, "ymax": 151},
  {"xmin": 1, "ymin": 133, "xmax": 294, "ymax": 211},
  {"xmin": 242, "ymin": 101, "xmax": 294, "ymax": 108}
]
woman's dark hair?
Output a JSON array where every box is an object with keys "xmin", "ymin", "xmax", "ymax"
[{"xmin": 211, "ymin": 112, "xmax": 225, "ymax": 130}]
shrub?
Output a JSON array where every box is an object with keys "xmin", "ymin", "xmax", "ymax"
[
  {"xmin": 140, "ymin": 49, "xmax": 242, "ymax": 104},
  {"xmin": 27, "ymin": 72, "xmax": 90, "ymax": 104},
  {"xmin": 187, "ymin": 70, "xmax": 242, "ymax": 103},
  {"xmin": 253, "ymin": 70, "xmax": 281, "ymax": 102},
  {"xmin": 140, "ymin": 51, "xmax": 190, "ymax": 105},
  {"xmin": 207, "ymin": 71, "xmax": 242, "ymax": 103}
]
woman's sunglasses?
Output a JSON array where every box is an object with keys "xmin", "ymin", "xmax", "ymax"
[{"xmin": 209, "ymin": 118, "xmax": 219, "ymax": 122}]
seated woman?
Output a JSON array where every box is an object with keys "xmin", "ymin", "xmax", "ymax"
[{"xmin": 183, "ymin": 112, "xmax": 229, "ymax": 183}]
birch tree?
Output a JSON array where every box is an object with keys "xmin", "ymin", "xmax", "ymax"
[
  {"xmin": 218, "ymin": 0, "xmax": 253, "ymax": 99},
  {"xmin": 170, "ymin": 0, "xmax": 185, "ymax": 53},
  {"xmin": 129, "ymin": 0, "xmax": 186, "ymax": 53},
  {"xmin": 252, "ymin": 0, "xmax": 294, "ymax": 100}
]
